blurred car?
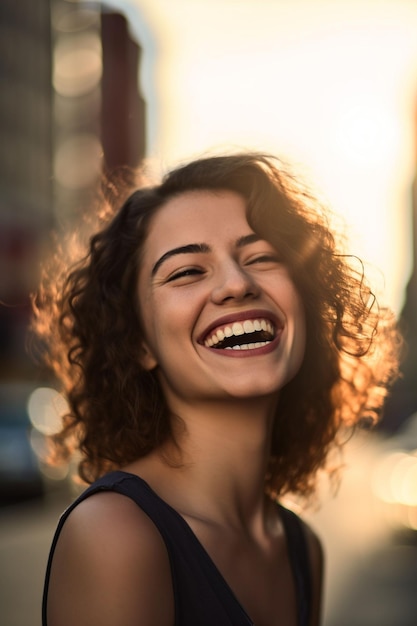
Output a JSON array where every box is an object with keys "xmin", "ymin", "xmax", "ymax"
[{"xmin": 0, "ymin": 382, "xmax": 44, "ymax": 505}]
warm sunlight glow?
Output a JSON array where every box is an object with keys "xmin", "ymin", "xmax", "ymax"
[{"xmin": 108, "ymin": 0, "xmax": 417, "ymax": 313}]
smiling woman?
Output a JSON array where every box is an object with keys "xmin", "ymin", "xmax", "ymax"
[
  {"xmin": 32, "ymin": 153, "xmax": 400, "ymax": 626},
  {"xmin": 136, "ymin": 190, "xmax": 306, "ymax": 407}
]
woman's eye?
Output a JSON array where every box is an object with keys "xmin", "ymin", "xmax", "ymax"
[
  {"xmin": 167, "ymin": 268, "xmax": 203, "ymax": 282},
  {"xmin": 247, "ymin": 254, "xmax": 281, "ymax": 265}
]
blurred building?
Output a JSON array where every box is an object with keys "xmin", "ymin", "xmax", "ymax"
[
  {"xmin": 52, "ymin": 1, "xmax": 146, "ymax": 221},
  {"xmin": 382, "ymin": 173, "xmax": 417, "ymax": 432},
  {"xmin": 381, "ymin": 100, "xmax": 417, "ymax": 433},
  {"xmin": 0, "ymin": 0, "xmax": 53, "ymax": 377},
  {"xmin": 0, "ymin": 0, "xmax": 147, "ymax": 379}
]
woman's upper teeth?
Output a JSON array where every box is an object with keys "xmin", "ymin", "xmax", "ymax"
[{"xmin": 204, "ymin": 319, "xmax": 275, "ymax": 348}]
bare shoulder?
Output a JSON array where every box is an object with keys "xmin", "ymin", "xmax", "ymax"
[
  {"xmin": 300, "ymin": 519, "xmax": 324, "ymax": 626},
  {"xmin": 56, "ymin": 490, "xmax": 169, "ymax": 557},
  {"xmin": 46, "ymin": 491, "xmax": 174, "ymax": 626}
]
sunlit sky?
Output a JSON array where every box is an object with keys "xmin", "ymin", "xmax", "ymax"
[{"xmin": 105, "ymin": 0, "xmax": 417, "ymax": 314}]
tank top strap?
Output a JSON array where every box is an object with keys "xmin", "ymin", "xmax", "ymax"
[{"xmin": 278, "ymin": 504, "xmax": 312, "ymax": 626}]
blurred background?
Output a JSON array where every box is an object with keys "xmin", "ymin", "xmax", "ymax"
[{"xmin": 1, "ymin": 0, "xmax": 417, "ymax": 624}]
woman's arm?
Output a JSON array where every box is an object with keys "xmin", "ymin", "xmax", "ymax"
[{"xmin": 46, "ymin": 492, "xmax": 175, "ymax": 626}]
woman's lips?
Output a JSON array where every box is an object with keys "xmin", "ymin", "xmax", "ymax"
[{"xmin": 199, "ymin": 311, "xmax": 283, "ymax": 356}]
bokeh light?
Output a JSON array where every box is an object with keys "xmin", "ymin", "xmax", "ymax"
[
  {"xmin": 372, "ymin": 448, "xmax": 417, "ymax": 529},
  {"xmin": 27, "ymin": 386, "xmax": 68, "ymax": 436},
  {"xmin": 53, "ymin": 34, "xmax": 102, "ymax": 98},
  {"xmin": 54, "ymin": 133, "xmax": 103, "ymax": 189}
]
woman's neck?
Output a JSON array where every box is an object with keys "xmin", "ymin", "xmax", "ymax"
[{"xmin": 134, "ymin": 395, "xmax": 278, "ymax": 533}]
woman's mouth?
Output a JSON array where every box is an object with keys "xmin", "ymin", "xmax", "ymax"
[{"xmin": 203, "ymin": 318, "xmax": 278, "ymax": 351}]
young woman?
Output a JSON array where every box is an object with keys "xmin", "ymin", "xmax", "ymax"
[{"xmin": 34, "ymin": 153, "xmax": 399, "ymax": 626}]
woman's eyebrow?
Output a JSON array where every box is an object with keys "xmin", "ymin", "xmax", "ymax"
[
  {"xmin": 236, "ymin": 233, "xmax": 261, "ymax": 248},
  {"xmin": 151, "ymin": 234, "xmax": 261, "ymax": 276},
  {"xmin": 151, "ymin": 243, "xmax": 210, "ymax": 276}
]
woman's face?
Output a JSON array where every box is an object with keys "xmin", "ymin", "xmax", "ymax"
[{"xmin": 137, "ymin": 190, "xmax": 305, "ymax": 412}]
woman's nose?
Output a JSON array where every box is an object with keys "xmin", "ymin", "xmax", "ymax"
[{"xmin": 210, "ymin": 261, "xmax": 259, "ymax": 304}]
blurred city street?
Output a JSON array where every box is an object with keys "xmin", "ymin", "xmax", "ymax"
[
  {"xmin": 325, "ymin": 531, "xmax": 417, "ymax": 626},
  {"xmin": 1, "ymin": 432, "xmax": 416, "ymax": 626},
  {"xmin": 306, "ymin": 432, "xmax": 417, "ymax": 626},
  {"xmin": 0, "ymin": 489, "xmax": 71, "ymax": 626}
]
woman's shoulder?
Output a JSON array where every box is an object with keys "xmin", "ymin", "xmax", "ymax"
[
  {"xmin": 46, "ymin": 490, "xmax": 174, "ymax": 626},
  {"xmin": 57, "ymin": 489, "xmax": 172, "ymax": 575},
  {"xmin": 63, "ymin": 488, "xmax": 162, "ymax": 543}
]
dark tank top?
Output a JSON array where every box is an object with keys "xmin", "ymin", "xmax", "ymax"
[{"xmin": 42, "ymin": 471, "xmax": 312, "ymax": 626}]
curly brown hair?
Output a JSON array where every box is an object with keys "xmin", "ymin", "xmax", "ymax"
[{"xmin": 31, "ymin": 153, "xmax": 400, "ymax": 498}]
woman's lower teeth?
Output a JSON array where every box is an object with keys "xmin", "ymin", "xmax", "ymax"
[{"xmin": 225, "ymin": 341, "xmax": 270, "ymax": 350}]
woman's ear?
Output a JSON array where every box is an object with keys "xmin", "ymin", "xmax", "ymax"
[{"xmin": 139, "ymin": 342, "xmax": 158, "ymax": 371}]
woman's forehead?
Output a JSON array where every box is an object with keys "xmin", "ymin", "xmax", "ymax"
[{"xmin": 144, "ymin": 189, "xmax": 252, "ymax": 247}]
